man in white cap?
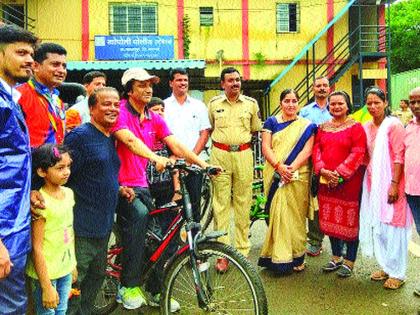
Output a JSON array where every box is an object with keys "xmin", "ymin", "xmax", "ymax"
[{"xmin": 112, "ymin": 68, "xmax": 214, "ymax": 311}]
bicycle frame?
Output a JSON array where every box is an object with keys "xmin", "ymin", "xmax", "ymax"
[{"xmin": 104, "ymin": 160, "xmax": 221, "ymax": 308}]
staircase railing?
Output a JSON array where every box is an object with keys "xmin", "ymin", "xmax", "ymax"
[
  {"xmin": 0, "ymin": 1, "xmax": 35, "ymax": 30},
  {"xmin": 267, "ymin": 21, "xmax": 389, "ymax": 117},
  {"xmin": 262, "ymin": 0, "xmax": 357, "ymax": 118}
]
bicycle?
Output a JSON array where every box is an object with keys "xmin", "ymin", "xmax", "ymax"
[
  {"xmin": 200, "ymin": 164, "xmax": 269, "ymax": 233},
  {"xmin": 93, "ymin": 159, "xmax": 268, "ymax": 315}
]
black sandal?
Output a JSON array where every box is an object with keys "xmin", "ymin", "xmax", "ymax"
[
  {"xmin": 322, "ymin": 260, "xmax": 342, "ymax": 272},
  {"xmin": 337, "ymin": 264, "xmax": 353, "ymax": 278}
]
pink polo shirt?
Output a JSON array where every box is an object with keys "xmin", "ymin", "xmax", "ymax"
[
  {"xmin": 405, "ymin": 118, "xmax": 420, "ymax": 196},
  {"xmin": 112, "ymin": 99, "xmax": 172, "ymax": 187}
]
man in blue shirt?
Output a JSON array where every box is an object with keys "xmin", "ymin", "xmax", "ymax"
[
  {"xmin": 299, "ymin": 76, "xmax": 331, "ymax": 257},
  {"xmin": 0, "ymin": 24, "xmax": 38, "ymax": 314},
  {"xmin": 65, "ymin": 87, "xmax": 125, "ymax": 315}
]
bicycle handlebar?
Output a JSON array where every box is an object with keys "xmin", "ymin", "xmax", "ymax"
[{"xmin": 166, "ymin": 159, "xmax": 221, "ymax": 176}]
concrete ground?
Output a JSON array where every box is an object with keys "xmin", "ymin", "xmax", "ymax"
[{"xmin": 112, "ymin": 221, "xmax": 420, "ymax": 315}]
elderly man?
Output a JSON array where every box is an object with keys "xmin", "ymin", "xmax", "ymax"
[
  {"xmin": 112, "ymin": 68, "xmax": 212, "ymax": 311},
  {"xmin": 208, "ymin": 67, "xmax": 262, "ymax": 271},
  {"xmin": 0, "ymin": 24, "xmax": 38, "ymax": 314},
  {"xmin": 18, "ymin": 42, "xmax": 67, "ymax": 147},
  {"xmin": 405, "ymin": 87, "xmax": 420, "ymax": 297},
  {"xmin": 299, "ymin": 76, "xmax": 331, "ymax": 257}
]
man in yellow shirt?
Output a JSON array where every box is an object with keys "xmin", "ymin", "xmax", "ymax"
[
  {"xmin": 208, "ymin": 67, "xmax": 261, "ymax": 271},
  {"xmin": 393, "ymin": 99, "xmax": 413, "ymax": 126}
]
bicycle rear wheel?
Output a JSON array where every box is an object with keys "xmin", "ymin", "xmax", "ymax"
[
  {"xmin": 92, "ymin": 275, "xmax": 119, "ymax": 315},
  {"xmin": 92, "ymin": 226, "xmax": 121, "ymax": 315},
  {"xmin": 160, "ymin": 242, "xmax": 268, "ymax": 314}
]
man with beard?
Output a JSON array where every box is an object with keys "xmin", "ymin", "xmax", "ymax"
[
  {"xmin": 208, "ymin": 67, "xmax": 262, "ymax": 272},
  {"xmin": 18, "ymin": 43, "xmax": 67, "ymax": 147},
  {"xmin": 0, "ymin": 24, "xmax": 38, "ymax": 314},
  {"xmin": 299, "ymin": 76, "xmax": 331, "ymax": 257}
]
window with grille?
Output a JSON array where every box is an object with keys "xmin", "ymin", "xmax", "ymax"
[
  {"xmin": 199, "ymin": 7, "xmax": 213, "ymax": 26},
  {"xmin": 109, "ymin": 3, "xmax": 157, "ymax": 34},
  {"xmin": 276, "ymin": 3, "xmax": 299, "ymax": 33}
]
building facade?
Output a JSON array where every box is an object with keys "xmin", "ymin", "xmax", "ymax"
[{"xmin": 1, "ymin": 0, "xmax": 391, "ymax": 114}]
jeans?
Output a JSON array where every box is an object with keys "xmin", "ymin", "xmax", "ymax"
[
  {"xmin": 407, "ymin": 194, "xmax": 420, "ymax": 234},
  {"xmin": 150, "ymin": 172, "xmax": 203, "ymax": 221},
  {"xmin": 0, "ymin": 253, "xmax": 27, "ymax": 315},
  {"xmin": 116, "ymin": 187, "xmax": 153, "ymax": 288},
  {"xmin": 307, "ymin": 211, "xmax": 324, "ymax": 247},
  {"xmin": 67, "ymin": 236, "xmax": 109, "ymax": 315},
  {"xmin": 329, "ymin": 236, "xmax": 359, "ymax": 262},
  {"xmin": 32, "ymin": 273, "xmax": 72, "ymax": 315}
]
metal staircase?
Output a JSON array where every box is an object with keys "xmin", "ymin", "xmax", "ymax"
[
  {"xmin": 263, "ymin": 0, "xmax": 391, "ymax": 118},
  {"xmin": 0, "ymin": 1, "xmax": 35, "ymax": 30}
]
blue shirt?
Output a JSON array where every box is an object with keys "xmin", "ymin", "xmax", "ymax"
[
  {"xmin": 65, "ymin": 123, "xmax": 121, "ymax": 238},
  {"xmin": 0, "ymin": 78, "xmax": 31, "ymax": 259},
  {"xmin": 299, "ymin": 101, "xmax": 331, "ymax": 126}
]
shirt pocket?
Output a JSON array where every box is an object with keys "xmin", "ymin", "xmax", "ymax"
[
  {"xmin": 214, "ymin": 110, "xmax": 228, "ymax": 128},
  {"xmin": 240, "ymin": 110, "xmax": 252, "ymax": 131}
]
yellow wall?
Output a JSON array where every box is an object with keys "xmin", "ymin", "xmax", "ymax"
[
  {"xmin": 23, "ymin": 0, "xmax": 382, "ymax": 109},
  {"xmin": 27, "ymin": 0, "xmax": 82, "ymax": 59}
]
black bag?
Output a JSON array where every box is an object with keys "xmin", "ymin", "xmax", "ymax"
[
  {"xmin": 146, "ymin": 147, "xmax": 172, "ymax": 187},
  {"xmin": 310, "ymin": 173, "xmax": 319, "ymax": 197}
]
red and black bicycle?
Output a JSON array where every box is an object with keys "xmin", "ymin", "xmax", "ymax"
[{"xmin": 92, "ymin": 159, "xmax": 268, "ymax": 314}]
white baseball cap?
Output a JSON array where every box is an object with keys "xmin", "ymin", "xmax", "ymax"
[{"xmin": 121, "ymin": 68, "xmax": 160, "ymax": 86}]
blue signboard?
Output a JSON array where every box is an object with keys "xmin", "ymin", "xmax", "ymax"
[{"xmin": 94, "ymin": 35, "xmax": 174, "ymax": 60}]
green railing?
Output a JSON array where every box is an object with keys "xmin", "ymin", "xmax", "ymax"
[{"xmin": 263, "ymin": 0, "xmax": 390, "ymax": 118}]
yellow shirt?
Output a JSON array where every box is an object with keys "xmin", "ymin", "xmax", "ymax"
[
  {"xmin": 208, "ymin": 94, "xmax": 261, "ymax": 145},
  {"xmin": 26, "ymin": 187, "xmax": 76, "ymax": 280},
  {"xmin": 393, "ymin": 109, "xmax": 413, "ymax": 126}
]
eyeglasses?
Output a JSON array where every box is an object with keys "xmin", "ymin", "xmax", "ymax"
[{"xmin": 409, "ymin": 100, "xmax": 420, "ymax": 106}]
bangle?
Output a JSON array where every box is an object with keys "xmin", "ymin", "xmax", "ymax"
[
  {"xmin": 391, "ymin": 180, "xmax": 398, "ymax": 185},
  {"xmin": 273, "ymin": 162, "xmax": 281, "ymax": 170},
  {"xmin": 174, "ymin": 190, "xmax": 182, "ymax": 195}
]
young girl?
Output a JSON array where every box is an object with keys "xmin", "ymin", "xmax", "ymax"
[{"xmin": 26, "ymin": 144, "xmax": 77, "ymax": 314}]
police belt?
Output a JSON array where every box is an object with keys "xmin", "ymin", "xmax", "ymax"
[{"xmin": 212, "ymin": 141, "xmax": 251, "ymax": 152}]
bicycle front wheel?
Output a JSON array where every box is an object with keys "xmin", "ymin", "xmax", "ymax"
[{"xmin": 160, "ymin": 242, "xmax": 268, "ymax": 315}]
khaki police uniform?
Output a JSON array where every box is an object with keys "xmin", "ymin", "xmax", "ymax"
[{"xmin": 208, "ymin": 94, "xmax": 261, "ymax": 256}]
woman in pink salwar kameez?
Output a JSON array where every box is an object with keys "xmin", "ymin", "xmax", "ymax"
[{"xmin": 359, "ymin": 87, "xmax": 412, "ymax": 290}]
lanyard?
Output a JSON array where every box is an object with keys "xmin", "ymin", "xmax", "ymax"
[{"xmin": 27, "ymin": 79, "xmax": 65, "ymax": 132}]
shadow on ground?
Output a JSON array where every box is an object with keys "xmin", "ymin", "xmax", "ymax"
[{"xmin": 112, "ymin": 220, "xmax": 420, "ymax": 314}]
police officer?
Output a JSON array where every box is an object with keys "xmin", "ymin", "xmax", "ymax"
[{"xmin": 208, "ymin": 67, "xmax": 261, "ymax": 272}]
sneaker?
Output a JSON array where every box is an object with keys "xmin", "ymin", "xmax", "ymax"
[
  {"xmin": 322, "ymin": 260, "xmax": 342, "ymax": 272},
  {"xmin": 215, "ymin": 258, "xmax": 229, "ymax": 273},
  {"xmin": 117, "ymin": 286, "xmax": 147, "ymax": 310},
  {"xmin": 306, "ymin": 244, "xmax": 322, "ymax": 257},
  {"xmin": 152, "ymin": 293, "xmax": 181, "ymax": 313}
]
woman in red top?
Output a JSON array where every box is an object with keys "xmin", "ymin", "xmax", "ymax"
[{"xmin": 312, "ymin": 91, "xmax": 367, "ymax": 277}]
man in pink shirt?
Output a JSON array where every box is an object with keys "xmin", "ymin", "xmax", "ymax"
[
  {"xmin": 112, "ymin": 68, "xmax": 211, "ymax": 311},
  {"xmin": 405, "ymin": 86, "xmax": 420, "ymax": 297}
]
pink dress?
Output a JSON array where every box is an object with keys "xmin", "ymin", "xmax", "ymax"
[{"xmin": 364, "ymin": 120, "xmax": 408, "ymax": 227}]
